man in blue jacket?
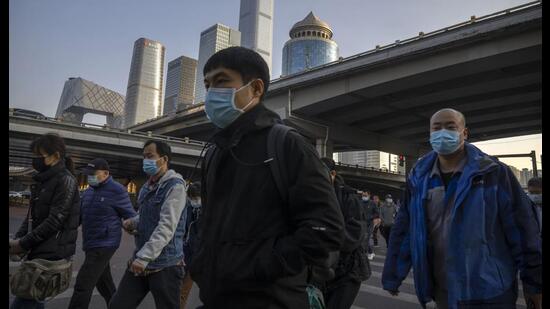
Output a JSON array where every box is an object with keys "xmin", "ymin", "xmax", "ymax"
[
  {"xmin": 382, "ymin": 108, "xmax": 542, "ymax": 309},
  {"xmin": 68, "ymin": 158, "xmax": 137, "ymax": 309}
]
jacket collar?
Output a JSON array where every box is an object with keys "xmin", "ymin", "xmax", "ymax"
[
  {"xmin": 413, "ymin": 143, "xmax": 498, "ymax": 183},
  {"xmin": 33, "ymin": 161, "xmax": 66, "ymax": 183},
  {"xmin": 92, "ymin": 176, "xmax": 112, "ymax": 189},
  {"xmin": 212, "ymin": 103, "xmax": 281, "ymax": 149}
]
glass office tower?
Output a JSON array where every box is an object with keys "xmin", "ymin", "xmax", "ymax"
[
  {"xmin": 164, "ymin": 56, "xmax": 198, "ymax": 114},
  {"xmin": 239, "ymin": 0, "xmax": 274, "ymax": 74},
  {"xmin": 124, "ymin": 38, "xmax": 165, "ymax": 127}
]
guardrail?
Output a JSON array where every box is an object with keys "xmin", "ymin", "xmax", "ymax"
[
  {"xmin": 335, "ymin": 162, "xmax": 404, "ymax": 175},
  {"xmin": 9, "ymin": 109, "xmax": 207, "ymax": 147},
  {"xmin": 271, "ymin": 0, "xmax": 541, "ymax": 82}
]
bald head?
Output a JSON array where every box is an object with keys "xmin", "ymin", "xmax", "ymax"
[{"xmin": 430, "ymin": 108, "xmax": 466, "ymax": 128}]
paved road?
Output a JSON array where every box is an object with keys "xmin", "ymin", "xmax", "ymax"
[{"xmin": 9, "ymin": 206, "xmax": 527, "ymax": 308}]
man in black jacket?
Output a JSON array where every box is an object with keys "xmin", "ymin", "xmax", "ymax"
[
  {"xmin": 321, "ymin": 158, "xmax": 370, "ymax": 309},
  {"xmin": 189, "ymin": 46, "xmax": 345, "ymax": 308}
]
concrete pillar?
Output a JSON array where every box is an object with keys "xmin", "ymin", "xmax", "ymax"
[{"xmin": 315, "ymin": 139, "xmax": 333, "ymax": 159}]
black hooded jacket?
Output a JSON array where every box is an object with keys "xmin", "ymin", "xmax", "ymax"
[{"xmin": 190, "ymin": 103, "xmax": 344, "ymax": 308}]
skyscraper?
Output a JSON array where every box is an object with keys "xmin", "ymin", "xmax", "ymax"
[
  {"xmin": 282, "ymin": 12, "xmax": 339, "ymax": 76},
  {"xmin": 194, "ymin": 24, "xmax": 241, "ymax": 104},
  {"xmin": 239, "ymin": 0, "xmax": 274, "ymax": 74},
  {"xmin": 124, "ymin": 38, "xmax": 166, "ymax": 128},
  {"xmin": 163, "ymin": 56, "xmax": 198, "ymax": 115}
]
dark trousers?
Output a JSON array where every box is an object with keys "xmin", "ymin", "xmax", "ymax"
[
  {"xmin": 68, "ymin": 248, "xmax": 117, "ymax": 309},
  {"xmin": 366, "ymin": 225, "xmax": 373, "ymax": 254},
  {"xmin": 372, "ymin": 225, "xmax": 379, "ymax": 245},
  {"xmin": 324, "ymin": 276, "xmax": 361, "ymax": 309},
  {"xmin": 10, "ymin": 298, "xmax": 44, "ymax": 309},
  {"xmin": 108, "ymin": 264, "xmax": 184, "ymax": 309},
  {"xmin": 381, "ymin": 224, "xmax": 393, "ymax": 248}
]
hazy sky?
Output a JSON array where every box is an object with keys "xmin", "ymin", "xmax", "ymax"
[{"xmin": 9, "ymin": 0, "xmax": 541, "ymax": 170}]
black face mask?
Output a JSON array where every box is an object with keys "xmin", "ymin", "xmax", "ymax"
[{"xmin": 32, "ymin": 157, "xmax": 49, "ymax": 172}]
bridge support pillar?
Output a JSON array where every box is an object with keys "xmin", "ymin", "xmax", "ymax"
[{"xmin": 315, "ymin": 139, "xmax": 333, "ymax": 159}]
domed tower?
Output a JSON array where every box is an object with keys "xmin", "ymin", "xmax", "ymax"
[{"xmin": 282, "ymin": 12, "xmax": 339, "ymax": 76}]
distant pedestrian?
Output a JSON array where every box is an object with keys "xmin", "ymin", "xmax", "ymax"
[{"xmin": 379, "ymin": 194, "xmax": 397, "ymax": 248}]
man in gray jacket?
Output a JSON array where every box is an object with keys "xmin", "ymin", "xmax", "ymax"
[
  {"xmin": 379, "ymin": 194, "xmax": 397, "ymax": 248},
  {"xmin": 109, "ymin": 140, "xmax": 187, "ymax": 309}
]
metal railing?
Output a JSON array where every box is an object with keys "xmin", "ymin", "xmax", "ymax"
[
  {"xmin": 9, "ymin": 108, "xmax": 207, "ymax": 147},
  {"xmin": 271, "ymin": 0, "xmax": 541, "ymax": 82},
  {"xmin": 335, "ymin": 161, "xmax": 404, "ymax": 175}
]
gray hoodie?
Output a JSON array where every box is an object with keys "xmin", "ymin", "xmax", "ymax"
[{"xmin": 379, "ymin": 201, "xmax": 397, "ymax": 226}]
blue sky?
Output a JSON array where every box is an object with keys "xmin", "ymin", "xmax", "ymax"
[{"xmin": 9, "ymin": 0, "xmax": 540, "ymax": 169}]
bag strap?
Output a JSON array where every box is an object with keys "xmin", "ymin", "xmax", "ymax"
[{"xmin": 267, "ymin": 123, "xmax": 295, "ymax": 205}]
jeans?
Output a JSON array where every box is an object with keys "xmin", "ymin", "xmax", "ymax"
[
  {"xmin": 68, "ymin": 247, "xmax": 117, "ymax": 309},
  {"xmin": 10, "ymin": 298, "xmax": 45, "ymax": 309},
  {"xmin": 108, "ymin": 264, "xmax": 185, "ymax": 309}
]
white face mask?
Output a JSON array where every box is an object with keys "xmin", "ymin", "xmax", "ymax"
[
  {"xmin": 362, "ymin": 196, "xmax": 370, "ymax": 201},
  {"xmin": 386, "ymin": 198, "xmax": 393, "ymax": 203}
]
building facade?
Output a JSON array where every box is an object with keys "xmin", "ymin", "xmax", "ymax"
[
  {"xmin": 163, "ymin": 56, "xmax": 198, "ymax": 115},
  {"xmin": 124, "ymin": 38, "xmax": 166, "ymax": 127},
  {"xmin": 520, "ymin": 168, "xmax": 534, "ymax": 187},
  {"xmin": 282, "ymin": 12, "xmax": 339, "ymax": 76},
  {"xmin": 56, "ymin": 77, "xmax": 125, "ymax": 128},
  {"xmin": 194, "ymin": 24, "xmax": 241, "ymax": 104},
  {"xmin": 239, "ymin": 0, "xmax": 274, "ymax": 74},
  {"xmin": 337, "ymin": 150, "xmax": 406, "ymax": 173}
]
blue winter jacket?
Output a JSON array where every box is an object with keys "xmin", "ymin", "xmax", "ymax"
[
  {"xmin": 382, "ymin": 143, "xmax": 542, "ymax": 308},
  {"xmin": 80, "ymin": 176, "xmax": 137, "ymax": 251}
]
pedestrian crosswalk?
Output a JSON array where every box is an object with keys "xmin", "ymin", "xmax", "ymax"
[
  {"xmin": 353, "ymin": 250, "xmax": 527, "ymax": 308},
  {"xmin": 7, "ymin": 239, "xmax": 529, "ymax": 309}
]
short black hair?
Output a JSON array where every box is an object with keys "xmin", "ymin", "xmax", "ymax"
[
  {"xmin": 144, "ymin": 140, "xmax": 172, "ymax": 163},
  {"xmin": 203, "ymin": 46, "xmax": 270, "ymax": 100},
  {"xmin": 320, "ymin": 157, "xmax": 336, "ymax": 171},
  {"xmin": 528, "ymin": 177, "xmax": 542, "ymax": 188}
]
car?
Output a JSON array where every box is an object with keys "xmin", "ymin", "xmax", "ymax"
[{"xmin": 9, "ymin": 191, "xmax": 23, "ymax": 198}]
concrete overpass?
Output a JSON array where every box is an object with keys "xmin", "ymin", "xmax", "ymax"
[
  {"xmin": 9, "ymin": 112, "xmax": 405, "ymax": 190},
  {"xmin": 9, "ymin": 112, "xmax": 205, "ymax": 181},
  {"xmin": 129, "ymin": 1, "xmax": 541, "ymax": 168}
]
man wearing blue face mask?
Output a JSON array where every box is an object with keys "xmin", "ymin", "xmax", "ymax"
[
  {"xmin": 69, "ymin": 158, "xmax": 137, "ymax": 309},
  {"xmin": 191, "ymin": 46, "xmax": 344, "ymax": 308},
  {"xmin": 382, "ymin": 108, "xmax": 542, "ymax": 309},
  {"xmin": 109, "ymin": 141, "xmax": 187, "ymax": 309}
]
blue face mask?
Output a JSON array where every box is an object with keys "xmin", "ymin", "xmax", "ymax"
[
  {"xmin": 430, "ymin": 129, "xmax": 462, "ymax": 155},
  {"xmin": 143, "ymin": 159, "xmax": 160, "ymax": 176},
  {"xmin": 204, "ymin": 81, "xmax": 256, "ymax": 128},
  {"xmin": 87, "ymin": 175, "xmax": 99, "ymax": 187}
]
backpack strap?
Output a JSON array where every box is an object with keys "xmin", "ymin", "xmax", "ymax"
[{"xmin": 267, "ymin": 123, "xmax": 296, "ymax": 205}]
